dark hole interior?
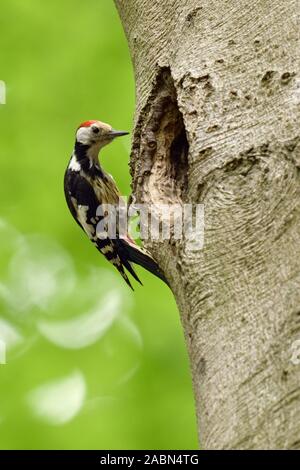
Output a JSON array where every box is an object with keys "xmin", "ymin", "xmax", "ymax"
[{"xmin": 169, "ymin": 113, "xmax": 189, "ymax": 196}]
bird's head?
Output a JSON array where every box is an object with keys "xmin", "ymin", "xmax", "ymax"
[{"xmin": 75, "ymin": 120, "xmax": 129, "ymax": 156}]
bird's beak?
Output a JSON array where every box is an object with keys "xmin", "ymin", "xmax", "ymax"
[{"xmin": 109, "ymin": 130, "xmax": 129, "ymax": 138}]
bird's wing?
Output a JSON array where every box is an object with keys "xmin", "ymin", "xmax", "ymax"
[
  {"xmin": 64, "ymin": 170, "xmax": 134, "ymax": 289},
  {"xmin": 64, "ymin": 170, "xmax": 100, "ymax": 237}
]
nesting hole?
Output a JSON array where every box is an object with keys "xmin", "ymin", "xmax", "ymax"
[{"xmin": 138, "ymin": 67, "xmax": 189, "ymax": 204}]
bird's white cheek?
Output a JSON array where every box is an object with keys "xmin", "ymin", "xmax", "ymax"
[{"xmin": 76, "ymin": 127, "xmax": 91, "ymax": 144}]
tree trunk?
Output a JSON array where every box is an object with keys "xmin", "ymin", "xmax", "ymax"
[{"xmin": 114, "ymin": 0, "xmax": 300, "ymax": 450}]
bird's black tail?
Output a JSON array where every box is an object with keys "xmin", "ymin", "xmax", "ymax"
[{"xmin": 117, "ymin": 239, "xmax": 169, "ymax": 287}]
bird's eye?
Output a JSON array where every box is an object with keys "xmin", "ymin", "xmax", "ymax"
[{"xmin": 91, "ymin": 126, "xmax": 100, "ymax": 134}]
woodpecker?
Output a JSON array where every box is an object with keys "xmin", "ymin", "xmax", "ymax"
[{"xmin": 64, "ymin": 119, "xmax": 168, "ymax": 289}]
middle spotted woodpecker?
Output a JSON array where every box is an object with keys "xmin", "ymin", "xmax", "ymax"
[{"xmin": 64, "ymin": 119, "xmax": 168, "ymax": 289}]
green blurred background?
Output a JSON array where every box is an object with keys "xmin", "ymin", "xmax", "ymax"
[{"xmin": 0, "ymin": 0, "xmax": 197, "ymax": 449}]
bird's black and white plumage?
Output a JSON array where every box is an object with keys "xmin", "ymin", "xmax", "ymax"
[{"xmin": 64, "ymin": 119, "xmax": 167, "ymax": 289}]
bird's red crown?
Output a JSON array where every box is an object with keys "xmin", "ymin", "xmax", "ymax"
[{"xmin": 77, "ymin": 120, "xmax": 98, "ymax": 129}]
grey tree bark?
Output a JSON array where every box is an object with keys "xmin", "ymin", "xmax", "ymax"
[{"xmin": 114, "ymin": 0, "xmax": 300, "ymax": 449}]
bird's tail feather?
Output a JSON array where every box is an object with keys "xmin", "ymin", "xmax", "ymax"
[
  {"xmin": 119, "ymin": 240, "xmax": 169, "ymax": 286},
  {"xmin": 122, "ymin": 258, "xmax": 143, "ymax": 286}
]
